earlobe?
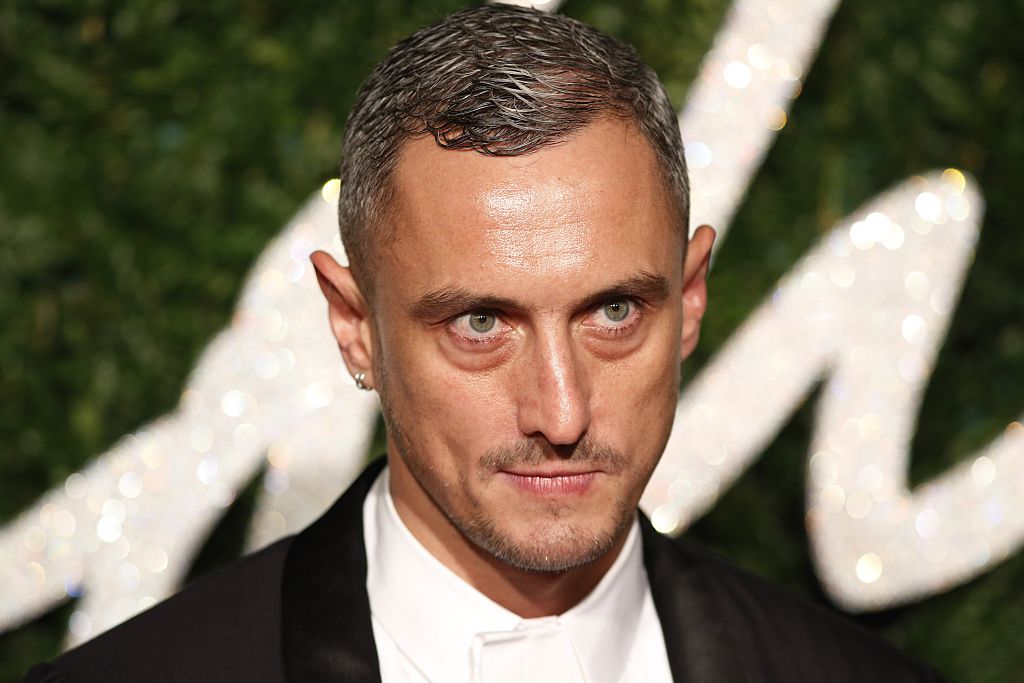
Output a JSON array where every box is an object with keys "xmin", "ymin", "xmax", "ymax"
[
  {"xmin": 680, "ymin": 225, "xmax": 716, "ymax": 360},
  {"xmin": 310, "ymin": 250, "xmax": 376, "ymax": 388}
]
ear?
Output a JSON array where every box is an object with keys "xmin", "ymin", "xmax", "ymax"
[
  {"xmin": 310, "ymin": 250, "xmax": 377, "ymax": 389},
  {"xmin": 680, "ymin": 224, "xmax": 716, "ymax": 360}
]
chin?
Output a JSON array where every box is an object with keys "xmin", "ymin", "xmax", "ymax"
[{"xmin": 456, "ymin": 500, "xmax": 635, "ymax": 574}]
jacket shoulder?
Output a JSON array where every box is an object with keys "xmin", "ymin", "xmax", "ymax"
[
  {"xmin": 669, "ymin": 536, "xmax": 946, "ymax": 682},
  {"xmin": 25, "ymin": 537, "xmax": 293, "ymax": 683}
]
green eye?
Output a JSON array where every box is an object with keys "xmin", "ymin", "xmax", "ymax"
[
  {"xmin": 469, "ymin": 312, "xmax": 497, "ymax": 333},
  {"xmin": 603, "ymin": 300, "xmax": 630, "ymax": 323}
]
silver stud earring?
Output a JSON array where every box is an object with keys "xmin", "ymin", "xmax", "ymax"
[{"xmin": 354, "ymin": 372, "xmax": 370, "ymax": 391}]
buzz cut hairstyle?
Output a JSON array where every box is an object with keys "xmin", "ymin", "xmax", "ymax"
[{"xmin": 337, "ymin": 3, "xmax": 689, "ymax": 283}]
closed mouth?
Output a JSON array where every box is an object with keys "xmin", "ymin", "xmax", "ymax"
[{"xmin": 498, "ymin": 470, "xmax": 599, "ymax": 495}]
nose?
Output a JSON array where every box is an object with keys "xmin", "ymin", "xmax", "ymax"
[{"xmin": 515, "ymin": 330, "xmax": 592, "ymax": 446}]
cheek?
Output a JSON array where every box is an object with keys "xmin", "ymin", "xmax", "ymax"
[
  {"xmin": 381, "ymin": 331, "xmax": 516, "ymax": 464},
  {"xmin": 590, "ymin": 321, "xmax": 680, "ymax": 452}
]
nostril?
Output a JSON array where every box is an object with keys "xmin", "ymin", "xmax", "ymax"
[{"xmin": 550, "ymin": 442, "xmax": 580, "ymax": 459}]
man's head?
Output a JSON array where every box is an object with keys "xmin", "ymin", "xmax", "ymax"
[{"xmin": 313, "ymin": 4, "xmax": 714, "ymax": 581}]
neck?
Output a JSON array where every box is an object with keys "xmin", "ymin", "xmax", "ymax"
[{"xmin": 386, "ymin": 452, "xmax": 628, "ymax": 618}]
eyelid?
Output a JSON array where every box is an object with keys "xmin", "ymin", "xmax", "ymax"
[
  {"xmin": 448, "ymin": 309, "xmax": 510, "ymax": 343},
  {"xmin": 594, "ymin": 295, "xmax": 641, "ymax": 315},
  {"xmin": 586, "ymin": 297, "xmax": 642, "ymax": 331}
]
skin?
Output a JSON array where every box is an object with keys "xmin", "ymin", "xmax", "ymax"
[{"xmin": 312, "ymin": 116, "xmax": 715, "ymax": 617}]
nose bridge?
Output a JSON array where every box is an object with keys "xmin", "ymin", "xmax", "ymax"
[{"xmin": 517, "ymin": 322, "xmax": 591, "ymax": 445}]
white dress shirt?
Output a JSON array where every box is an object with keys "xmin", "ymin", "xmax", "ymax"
[{"xmin": 363, "ymin": 467, "xmax": 675, "ymax": 683}]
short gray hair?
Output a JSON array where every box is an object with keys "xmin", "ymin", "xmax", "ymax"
[{"xmin": 338, "ymin": 4, "xmax": 688, "ymax": 281}]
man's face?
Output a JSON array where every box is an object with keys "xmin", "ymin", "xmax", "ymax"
[{"xmin": 367, "ymin": 118, "xmax": 696, "ymax": 573}]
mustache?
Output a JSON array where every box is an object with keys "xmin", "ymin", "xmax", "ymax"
[{"xmin": 479, "ymin": 436, "xmax": 627, "ymax": 472}]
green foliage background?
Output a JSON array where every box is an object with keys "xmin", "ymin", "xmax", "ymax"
[{"xmin": 1, "ymin": 0, "xmax": 1022, "ymax": 680}]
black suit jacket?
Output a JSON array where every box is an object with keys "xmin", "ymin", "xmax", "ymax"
[{"xmin": 24, "ymin": 460, "xmax": 945, "ymax": 682}]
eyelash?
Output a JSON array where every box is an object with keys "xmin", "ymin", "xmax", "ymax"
[
  {"xmin": 589, "ymin": 299, "xmax": 642, "ymax": 337},
  {"xmin": 447, "ymin": 311, "xmax": 509, "ymax": 345}
]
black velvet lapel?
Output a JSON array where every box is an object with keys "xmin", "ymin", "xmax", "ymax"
[
  {"xmin": 281, "ymin": 458, "xmax": 386, "ymax": 683},
  {"xmin": 640, "ymin": 515, "xmax": 755, "ymax": 683}
]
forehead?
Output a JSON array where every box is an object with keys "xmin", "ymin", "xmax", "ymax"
[{"xmin": 379, "ymin": 118, "xmax": 682, "ymax": 309}]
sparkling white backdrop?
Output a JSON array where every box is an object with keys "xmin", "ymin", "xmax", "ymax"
[{"xmin": 1, "ymin": 0, "xmax": 1021, "ymax": 647}]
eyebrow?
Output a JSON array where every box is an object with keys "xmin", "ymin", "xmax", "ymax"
[{"xmin": 408, "ymin": 272, "xmax": 671, "ymax": 321}]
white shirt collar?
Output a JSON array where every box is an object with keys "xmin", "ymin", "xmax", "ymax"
[{"xmin": 364, "ymin": 466, "xmax": 648, "ymax": 683}]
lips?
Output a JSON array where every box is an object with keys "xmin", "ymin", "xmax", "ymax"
[{"xmin": 499, "ymin": 470, "xmax": 598, "ymax": 495}]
